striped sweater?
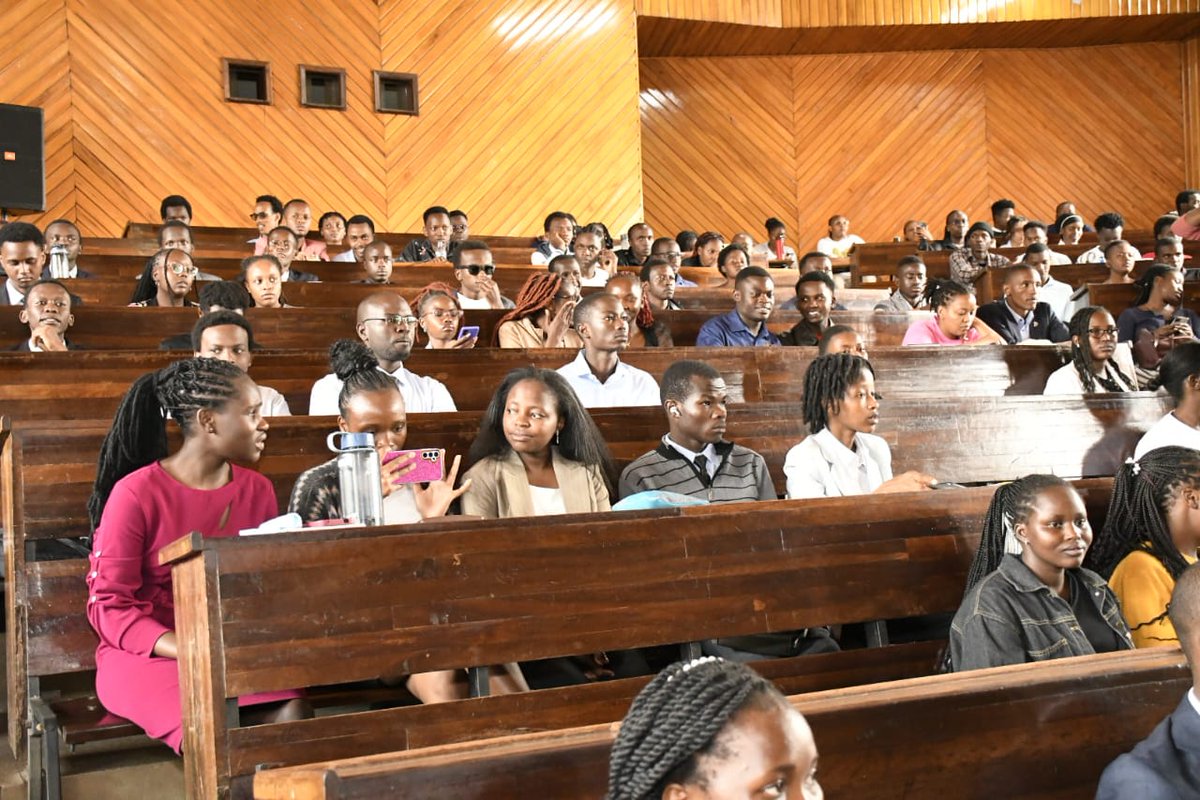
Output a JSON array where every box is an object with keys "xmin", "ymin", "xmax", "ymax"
[{"xmin": 617, "ymin": 439, "xmax": 776, "ymax": 504}]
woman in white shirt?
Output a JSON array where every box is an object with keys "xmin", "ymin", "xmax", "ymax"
[
  {"xmin": 784, "ymin": 354, "xmax": 936, "ymax": 498},
  {"xmin": 1044, "ymin": 307, "xmax": 1138, "ymax": 395},
  {"xmin": 815, "ymin": 215, "xmax": 865, "ymax": 259},
  {"xmin": 1134, "ymin": 341, "xmax": 1200, "ymax": 459}
]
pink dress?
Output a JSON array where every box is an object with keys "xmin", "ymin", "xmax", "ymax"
[
  {"xmin": 1172, "ymin": 217, "xmax": 1200, "ymax": 242},
  {"xmin": 901, "ymin": 317, "xmax": 983, "ymax": 346},
  {"xmin": 253, "ymin": 235, "xmax": 329, "ymax": 260},
  {"xmin": 86, "ymin": 462, "xmax": 291, "ymax": 753}
]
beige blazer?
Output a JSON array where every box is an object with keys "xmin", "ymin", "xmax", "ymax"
[
  {"xmin": 496, "ymin": 316, "xmax": 583, "ymax": 349},
  {"xmin": 462, "ymin": 448, "xmax": 611, "ymax": 518}
]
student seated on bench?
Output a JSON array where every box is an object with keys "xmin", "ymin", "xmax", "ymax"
[
  {"xmin": 547, "ymin": 253, "xmax": 583, "ymax": 289},
  {"xmin": 557, "ymin": 294, "xmax": 660, "ymax": 408},
  {"xmin": 1087, "ymin": 447, "xmax": 1200, "ymax": 649},
  {"xmin": 949, "ymin": 221, "xmax": 1011, "ymax": 288},
  {"xmin": 192, "ymin": 310, "xmax": 290, "ymax": 416},
  {"xmin": 1134, "ymin": 344, "xmax": 1200, "ymax": 459},
  {"xmin": 974, "ymin": 263, "xmax": 1069, "ymax": 345},
  {"xmin": 606, "ymin": 658, "xmax": 822, "ymax": 800},
  {"xmin": 353, "ymin": 240, "xmax": 395, "ymax": 285},
  {"xmin": 240, "ymin": 254, "xmax": 291, "ymax": 309},
  {"xmin": 42, "ymin": 219, "xmax": 94, "ymax": 278},
  {"xmin": 331, "ymin": 214, "xmax": 375, "ymax": 264},
  {"xmin": 642, "ymin": 257, "xmax": 682, "ymax": 312},
  {"xmin": 1098, "ymin": 562, "xmax": 1200, "ymax": 798},
  {"xmin": 618, "ymin": 359, "xmax": 774, "ymax": 504},
  {"xmin": 1075, "ymin": 212, "xmax": 1125, "ymax": 264},
  {"xmin": 400, "ymin": 206, "xmax": 455, "ymax": 263},
  {"xmin": 263, "ymin": 226, "xmax": 319, "ymax": 283},
  {"xmin": 779, "ymin": 271, "xmax": 836, "ymax": 346},
  {"xmin": 1116, "ymin": 265, "xmax": 1199, "ymax": 374},
  {"xmin": 1155, "ymin": 237, "xmax": 1186, "ymax": 271},
  {"xmin": 319, "ymin": 210, "xmax": 346, "ymax": 248},
  {"xmin": 86, "ymin": 358, "xmax": 311, "ymax": 753},
  {"xmin": 129, "ymin": 248, "xmax": 199, "ymax": 308},
  {"xmin": 901, "ymin": 279, "xmax": 1004, "ymax": 346},
  {"xmin": 949, "ymin": 475, "xmax": 1132, "ymax": 671},
  {"xmin": 819, "ymin": 325, "xmax": 867, "ymax": 359},
  {"xmin": 453, "ymin": 240, "xmax": 515, "ymax": 309},
  {"xmin": 784, "ymin": 354, "xmax": 933, "ymax": 499},
  {"xmin": 650, "ymin": 237, "xmax": 698, "ymax": 286},
  {"xmin": 607, "ymin": 272, "xmax": 672, "ymax": 348},
  {"xmin": 160, "ymin": 280, "xmax": 253, "ymax": 351},
  {"xmin": 873, "ymin": 255, "xmax": 929, "ymax": 313},
  {"xmin": 816, "ymin": 214, "xmax": 864, "ymax": 259},
  {"xmin": 1019, "ymin": 243, "xmax": 1073, "ymax": 321},
  {"xmin": 1019, "ymin": 221, "xmax": 1072, "ymax": 266},
  {"xmin": 495, "ymin": 273, "xmax": 580, "ymax": 348},
  {"xmin": 750, "ymin": 216, "xmax": 799, "ymax": 267},
  {"xmin": 412, "ymin": 283, "xmax": 477, "ymax": 350},
  {"xmin": 9, "ymin": 279, "xmax": 80, "ymax": 351},
  {"xmin": 920, "ymin": 209, "xmax": 968, "ymax": 252},
  {"xmin": 1043, "ymin": 307, "xmax": 1138, "ymax": 394},
  {"xmin": 309, "ymin": 292, "xmax": 457, "ymax": 415},
  {"xmin": 711, "ymin": 243, "xmax": 750, "ymax": 289},
  {"xmin": 681, "ymin": 231, "xmax": 724, "ymax": 269},
  {"xmin": 159, "ymin": 193, "xmax": 192, "ymax": 225},
  {"xmin": 696, "ymin": 267, "xmax": 779, "ymax": 347},
  {"xmin": 1, "ymin": 220, "xmax": 47, "ymax": 305}
]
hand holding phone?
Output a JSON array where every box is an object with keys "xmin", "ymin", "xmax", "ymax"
[
  {"xmin": 383, "ymin": 448, "xmax": 446, "ymax": 485},
  {"xmin": 458, "ymin": 325, "xmax": 480, "ymax": 340}
]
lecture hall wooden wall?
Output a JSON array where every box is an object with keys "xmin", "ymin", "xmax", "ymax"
[{"xmin": 0, "ymin": 0, "xmax": 643, "ymax": 239}]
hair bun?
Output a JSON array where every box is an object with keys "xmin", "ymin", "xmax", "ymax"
[{"xmin": 329, "ymin": 339, "xmax": 378, "ymax": 381}]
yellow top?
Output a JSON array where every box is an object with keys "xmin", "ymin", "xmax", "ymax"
[{"xmin": 1109, "ymin": 549, "xmax": 1197, "ymax": 648}]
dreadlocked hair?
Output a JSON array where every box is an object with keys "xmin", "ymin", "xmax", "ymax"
[
  {"xmin": 1066, "ymin": 306, "xmax": 1134, "ymax": 393},
  {"xmin": 1132, "ymin": 264, "xmax": 1179, "ymax": 307},
  {"xmin": 329, "ymin": 339, "xmax": 399, "ymax": 417},
  {"xmin": 963, "ymin": 475, "xmax": 1072, "ymax": 595},
  {"xmin": 606, "ymin": 658, "xmax": 787, "ymax": 800},
  {"xmin": 88, "ymin": 358, "xmax": 245, "ymax": 531},
  {"xmin": 1086, "ymin": 446, "xmax": 1200, "ymax": 582},
  {"xmin": 801, "ymin": 353, "xmax": 874, "ymax": 435},
  {"xmin": 410, "ymin": 282, "xmax": 460, "ymax": 346},
  {"xmin": 491, "ymin": 273, "xmax": 564, "ymax": 345},
  {"xmin": 128, "ymin": 250, "xmax": 170, "ymax": 304}
]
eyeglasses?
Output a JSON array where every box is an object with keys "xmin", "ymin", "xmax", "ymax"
[
  {"xmin": 423, "ymin": 308, "xmax": 463, "ymax": 320},
  {"xmin": 249, "ymin": 211, "xmax": 274, "ymax": 220},
  {"xmin": 363, "ymin": 314, "xmax": 418, "ymax": 328},
  {"xmin": 462, "ymin": 264, "xmax": 495, "ymax": 276},
  {"xmin": 658, "ymin": 252, "xmax": 682, "ymax": 262},
  {"xmin": 166, "ymin": 262, "xmax": 199, "ymax": 276},
  {"xmin": 1088, "ymin": 327, "xmax": 1118, "ymax": 339}
]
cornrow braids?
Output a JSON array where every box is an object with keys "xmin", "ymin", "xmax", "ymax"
[
  {"xmin": 1086, "ymin": 447, "xmax": 1200, "ymax": 581},
  {"xmin": 606, "ymin": 658, "xmax": 786, "ymax": 800},
  {"xmin": 923, "ymin": 277, "xmax": 971, "ymax": 310},
  {"xmin": 491, "ymin": 273, "xmax": 563, "ymax": 345},
  {"xmin": 1066, "ymin": 307, "xmax": 1134, "ymax": 393},
  {"xmin": 801, "ymin": 353, "xmax": 873, "ymax": 435},
  {"xmin": 329, "ymin": 339, "xmax": 398, "ymax": 416},
  {"xmin": 963, "ymin": 474, "xmax": 1071, "ymax": 595},
  {"xmin": 88, "ymin": 358, "xmax": 245, "ymax": 530}
]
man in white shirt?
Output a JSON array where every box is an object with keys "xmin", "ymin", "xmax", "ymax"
[
  {"xmin": 1018, "ymin": 221, "xmax": 1072, "ymax": 266},
  {"xmin": 308, "ymin": 292, "xmax": 457, "ymax": 415},
  {"xmin": 332, "ymin": 215, "xmax": 376, "ymax": 263},
  {"xmin": 573, "ymin": 229, "xmax": 609, "ymax": 288},
  {"xmin": 1076, "ymin": 212, "xmax": 1125, "ymax": 264},
  {"xmin": 1023, "ymin": 244, "xmax": 1074, "ymax": 321},
  {"xmin": 1, "ymin": 221, "xmax": 46, "ymax": 305},
  {"xmin": 556, "ymin": 293, "xmax": 659, "ymax": 408},
  {"xmin": 531, "ymin": 211, "xmax": 573, "ymax": 266},
  {"xmin": 452, "ymin": 241, "xmax": 514, "ymax": 309}
]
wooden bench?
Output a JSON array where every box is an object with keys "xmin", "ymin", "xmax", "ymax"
[
  {"xmin": 121, "ymin": 224, "xmax": 538, "ymax": 253},
  {"xmin": 251, "ymin": 648, "xmax": 1189, "ymax": 800}
]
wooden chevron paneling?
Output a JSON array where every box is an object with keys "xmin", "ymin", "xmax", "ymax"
[
  {"xmin": 1186, "ymin": 36, "xmax": 1200, "ymax": 185},
  {"xmin": 378, "ymin": 0, "xmax": 642, "ymax": 238},
  {"xmin": 0, "ymin": 0, "xmax": 77, "ymax": 223}
]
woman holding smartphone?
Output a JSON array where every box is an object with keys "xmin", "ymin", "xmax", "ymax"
[{"xmin": 412, "ymin": 283, "xmax": 477, "ymax": 349}]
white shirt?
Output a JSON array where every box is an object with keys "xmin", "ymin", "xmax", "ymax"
[
  {"xmin": 1016, "ymin": 249, "xmax": 1072, "ymax": 267},
  {"xmin": 815, "ymin": 235, "xmax": 864, "ymax": 259},
  {"xmin": 5, "ymin": 280, "xmax": 25, "ymax": 306},
  {"xmin": 556, "ymin": 350, "xmax": 660, "ymax": 408},
  {"xmin": 332, "ymin": 250, "xmax": 357, "ymax": 263},
  {"xmin": 25, "ymin": 336, "xmax": 42, "ymax": 353},
  {"xmin": 257, "ymin": 383, "xmax": 292, "ymax": 417},
  {"xmin": 664, "ymin": 435, "xmax": 718, "ymax": 480},
  {"xmin": 784, "ymin": 428, "xmax": 893, "ymax": 499},
  {"xmin": 528, "ymin": 485, "xmax": 567, "ymax": 516},
  {"xmin": 308, "ymin": 363, "xmax": 457, "ymax": 416},
  {"xmin": 1134, "ymin": 412, "xmax": 1200, "ymax": 460},
  {"xmin": 1042, "ymin": 344, "xmax": 1137, "ymax": 395},
  {"xmin": 751, "ymin": 242, "xmax": 798, "ymax": 264},
  {"xmin": 579, "ymin": 268, "xmax": 610, "ymax": 288},
  {"xmin": 1076, "ymin": 246, "xmax": 1105, "ymax": 264},
  {"xmin": 456, "ymin": 292, "xmax": 493, "ymax": 310},
  {"xmin": 530, "ymin": 243, "xmax": 568, "ymax": 267},
  {"xmin": 383, "ymin": 485, "xmax": 422, "ymax": 525},
  {"xmin": 1038, "ymin": 277, "xmax": 1074, "ymax": 322}
]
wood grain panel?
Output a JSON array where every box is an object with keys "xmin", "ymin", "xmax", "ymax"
[
  {"xmin": 0, "ymin": 0, "xmax": 77, "ymax": 224},
  {"xmin": 635, "ymin": 0, "xmax": 784, "ymax": 26},
  {"xmin": 1185, "ymin": 35, "xmax": 1200, "ymax": 185},
  {"xmin": 379, "ymin": 0, "xmax": 643, "ymax": 238}
]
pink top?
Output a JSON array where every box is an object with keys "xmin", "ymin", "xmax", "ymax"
[
  {"xmin": 901, "ymin": 317, "xmax": 983, "ymax": 346},
  {"xmin": 252, "ymin": 236, "xmax": 329, "ymax": 261},
  {"xmin": 1172, "ymin": 217, "xmax": 1200, "ymax": 242},
  {"xmin": 87, "ymin": 462, "xmax": 277, "ymax": 656}
]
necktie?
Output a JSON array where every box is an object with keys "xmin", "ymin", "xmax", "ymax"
[{"xmin": 694, "ymin": 454, "xmax": 710, "ymax": 486}]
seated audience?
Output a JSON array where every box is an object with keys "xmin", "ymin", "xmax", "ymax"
[
  {"xmin": 1021, "ymin": 243, "xmax": 1073, "ymax": 320},
  {"xmin": 354, "ymin": 241, "xmax": 395, "ymax": 285},
  {"xmin": 1087, "ymin": 446, "xmax": 1200, "ymax": 648},
  {"xmin": 1097, "ymin": 562, "xmax": 1200, "ymax": 798},
  {"xmin": 159, "ymin": 281, "xmax": 253, "ymax": 351},
  {"xmin": 1118, "ymin": 265, "xmax": 1198, "ymax": 372},
  {"xmin": 616, "ymin": 223, "xmax": 654, "ymax": 267},
  {"xmin": 448, "ymin": 209, "xmax": 469, "ymax": 243},
  {"xmin": 191, "ymin": 310, "xmax": 289, "ymax": 416},
  {"xmin": 1002, "ymin": 215, "xmax": 1026, "ymax": 248},
  {"xmin": 331, "ymin": 214, "xmax": 375, "ymax": 263},
  {"xmin": 573, "ymin": 228, "xmax": 609, "ymax": 287},
  {"xmin": 901, "ymin": 279, "xmax": 1004, "ymax": 346},
  {"xmin": 605, "ymin": 657, "xmax": 823, "ymax": 800},
  {"xmin": 308, "ymin": 292, "xmax": 457, "ymax": 415},
  {"xmin": 1155, "ymin": 237, "xmax": 1186, "ymax": 271},
  {"xmin": 1155, "ymin": 214, "xmax": 1180, "ymax": 240},
  {"xmin": 157, "ymin": 221, "xmax": 218, "ymax": 281},
  {"xmin": 254, "ymin": 199, "xmax": 327, "ymax": 261},
  {"xmin": 556, "ymin": 294, "xmax": 659, "ymax": 408},
  {"xmin": 903, "ymin": 219, "xmax": 934, "ymax": 245},
  {"xmin": 779, "ymin": 271, "xmax": 836, "ymax": 346},
  {"xmin": 920, "ymin": 209, "xmax": 968, "ymax": 252},
  {"xmin": 495, "ymin": 273, "xmax": 580, "ymax": 348},
  {"xmin": 713, "ymin": 243, "xmax": 750, "ymax": 288},
  {"xmin": 1133, "ymin": 343, "xmax": 1200, "ymax": 459},
  {"xmin": 873, "ymin": 255, "xmax": 928, "ymax": 312},
  {"xmin": 546, "ymin": 252, "xmax": 583, "ymax": 288},
  {"xmin": 1048, "ymin": 202, "xmax": 1094, "ymax": 237},
  {"xmin": 618, "ymin": 359, "xmax": 773, "ymax": 502},
  {"xmin": 42, "ymin": 219, "xmax": 94, "ymax": 279},
  {"xmin": 682, "ymin": 231, "xmax": 724, "ymax": 268},
  {"xmin": 453, "ymin": 240, "xmax": 514, "ymax": 309},
  {"xmin": 318, "ymin": 211, "xmax": 347, "ymax": 248},
  {"xmin": 1, "ymin": 221, "xmax": 46, "ymax": 305},
  {"xmin": 263, "ymin": 226, "xmax": 318, "ymax": 282},
  {"xmin": 400, "ymin": 206, "xmax": 455, "ymax": 262},
  {"xmin": 819, "ymin": 324, "xmax": 867, "ymax": 358},
  {"xmin": 10, "ymin": 279, "xmax": 79, "ymax": 351},
  {"xmin": 642, "ymin": 257, "xmax": 682, "ymax": 311},
  {"xmin": 531, "ymin": 211, "xmax": 574, "ymax": 266},
  {"xmin": 990, "ymin": 198, "xmax": 1016, "ymax": 236},
  {"xmin": 950, "ymin": 475, "xmax": 1132, "ymax": 670},
  {"xmin": 785, "ymin": 353, "xmax": 934, "ymax": 498},
  {"xmin": 796, "ymin": 250, "xmax": 833, "ymax": 276},
  {"xmin": 86, "ymin": 358, "xmax": 309, "ymax": 754},
  {"xmin": 607, "ymin": 272, "xmax": 672, "ymax": 347},
  {"xmin": 584, "ymin": 221, "xmax": 615, "ymax": 251},
  {"xmin": 413, "ymin": 283, "xmax": 476, "ymax": 349},
  {"xmin": 676, "ymin": 229, "xmax": 698, "ymax": 260},
  {"xmin": 1018, "ymin": 221, "xmax": 1072, "ymax": 265},
  {"xmin": 159, "ymin": 194, "xmax": 192, "ymax": 225},
  {"xmin": 1178, "ymin": 189, "xmax": 1200, "ymax": 217},
  {"xmin": 649, "ymin": 236, "xmax": 697, "ymax": 287},
  {"xmin": 1043, "ymin": 307, "xmax": 1138, "ymax": 394},
  {"xmin": 751, "ymin": 217, "xmax": 798, "ymax": 267},
  {"xmin": 129, "ymin": 249, "xmax": 198, "ymax": 308},
  {"xmin": 975, "ymin": 264, "xmax": 1069, "ymax": 344},
  {"xmin": 730, "ymin": 232, "xmax": 759, "ymax": 267},
  {"xmin": 1172, "ymin": 201, "xmax": 1200, "ymax": 241},
  {"xmin": 696, "ymin": 267, "xmax": 779, "ymax": 347},
  {"xmin": 815, "ymin": 214, "xmax": 864, "ymax": 259},
  {"xmin": 1056, "ymin": 213, "xmax": 1085, "ymax": 246},
  {"xmin": 1076, "ymin": 212, "xmax": 1125, "ymax": 263},
  {"xmin": 240, "ymin": 254, "xmax": 289, "ymax": 309},
  {"xmin": 949, "ymin": 221, "xmax": 1011, "ymax": 288},
  {"xmin": 248, "ymin": 194, "xmax": 283, "ymax": 250}
]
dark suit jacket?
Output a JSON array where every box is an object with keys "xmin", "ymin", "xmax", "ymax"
[
  {"xmin": 976, "ymin": 300, "xmax": 1069, "ymax": 344},
  {"xmin": 285, "ymin": 267, "xmax": 318, "ymax": 283},
  {"xmin": 9, "ymin": 337, "xmax": 82, "ymax": 351},
  {"xmin": 1097, "ymin": 694, "xmax": 1200, "ymax": 799},
  {"xmin": 40, "ymin": 267, "xmax": 95, "ymax": 279}
]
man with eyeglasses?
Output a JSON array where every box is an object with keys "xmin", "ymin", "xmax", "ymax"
[
  {"xmin": 452, "ymin": 240, "xmax": 514, "ymax": 309},
  {"xmin": 650, "ymin": 237, "xmax": 698, "ymax": 287},
  {"xmin": 10, "ymin": 280, "xmax": 80, "ymax": 351},
  {"xmin": 41, "ymin": 220, "xmax": 95, "ymax": 279},
  {"xmin": 129, "ymin": 249, "xmax": 199, "ymax": 308},
  {"xmin": 449, "ymin": 210, "xmax": 470, "ymax": 244},
  {"xmin": 248, "ymin": 194, "xmax": 284, "ymax": 249},
  {"xmin": 556, "ymin": 293, "xmax": 659, "ymax": 409},
  {"xmin": 264, "ymin": 227, "xmax": 318, "ymax": 283},
  {"xmin": 400, "ymin": 206, "xmax": 456, "ymax": 263},
  {"xmin": 308, "ymin": 291, "xmax": 457, "ymax": 415}
]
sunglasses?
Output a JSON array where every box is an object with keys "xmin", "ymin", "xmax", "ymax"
[{"xmin": 461, "ymin": 264, "xmax": 495, "ymax": 276}]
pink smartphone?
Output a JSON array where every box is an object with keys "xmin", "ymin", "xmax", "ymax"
[{"xmin": 383, "ymin": 448, "xmax": 445, "ymax": 484}]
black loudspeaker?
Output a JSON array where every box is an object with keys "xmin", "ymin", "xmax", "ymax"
[{"xmin": 0, "ymin": 103, "xmax": 45, "ymax": 213}]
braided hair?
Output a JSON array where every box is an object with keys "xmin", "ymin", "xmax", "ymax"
[
  {"xmin": 492, "ymin": 273, "xmax": 565, "ymax": 345},
  {"xmin": 606, "ymin": 658, "xmax": 788, "ymax": 800},
  {"xmin": 329, "ymin": 339, "xmax": 398, "ymax": 417},
  {"xmin": 923, "ymin": 277, "xmax": 971, "ymax": 311},
  {"xmin": 1086, "ymin": 447, "xmax": 1200, "ymax": 584},
  {"xmin": 962, "ymin": 474, "xmax": 1072, "ymax": 595},
  {"xmin": 1066, "ymin": 307, "xmax": 1134, "ymax": 393},
  {"xmin": 88, "ymin": 358, "xmax": 246, "ymax": 530},
  {"xmin": 1132, "ymin": 264, "xmax": 1179, "ymax": 307},
  {"xmin": 801, "ymin": 353, "xmax": 874, "ymax": 435},
  {"xmin": 128, "ymin": 249, "xmax": 171, "ymax": 304}
]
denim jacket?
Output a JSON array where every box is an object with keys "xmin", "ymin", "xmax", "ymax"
[{"xmin": 950, "ymin": 554, "xmax": 1133, "ymax": 671}]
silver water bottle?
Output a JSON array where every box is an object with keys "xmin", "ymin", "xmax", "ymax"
[
  {"xmin": 326, "ymin": 431, "xmax": 383, "ymax": 526},
  {"xmin": 47, "ymin": 244, "xmax": 70, "ymax": 279}
]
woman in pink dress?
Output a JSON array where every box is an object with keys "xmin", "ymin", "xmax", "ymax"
[
  {"xmin": 85, "ymin": 358, "xmax": 309, "ymax": 753},
  {"xmin": 901, "ymin": 279, "xmax": 1005, "ymax": 346}
]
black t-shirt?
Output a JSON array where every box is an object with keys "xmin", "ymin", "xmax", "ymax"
[{"xmin": 1069, "ymin": 571, "xmax": 1124, "ymax": 654}]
